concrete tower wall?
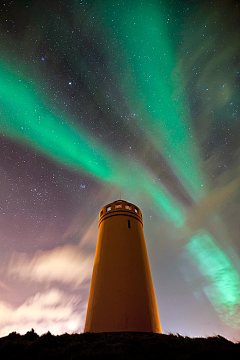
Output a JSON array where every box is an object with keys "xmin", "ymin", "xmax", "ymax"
[{"xmin": 84, "ymin": 200, "xmax": 161, "ymax": 333}]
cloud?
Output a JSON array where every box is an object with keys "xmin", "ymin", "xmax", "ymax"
[
  {"xmin": 0, "ymin": 288, "xmax": 85, "ymax": 336},
  {"xmin": 7, "ymin": 245, "xmax": 94, "ymax": 289}
]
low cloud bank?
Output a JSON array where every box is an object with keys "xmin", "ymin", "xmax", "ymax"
[
  {"xmin": 7, "ymin": 245, "xmax": 94, "ymax": 289},
  {"xmin": 0, "ymin": 288, "xmax": 85, "ymax": 336}
]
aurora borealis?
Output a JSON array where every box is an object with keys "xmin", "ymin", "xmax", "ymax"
[{"xmin": 0, "ymin": 0, "xmax": 240, "ymax": 340}]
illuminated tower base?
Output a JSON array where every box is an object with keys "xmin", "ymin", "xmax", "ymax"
[{"xmin": 84, "ymin": 200, "xmax": 161, "ymax": 333}]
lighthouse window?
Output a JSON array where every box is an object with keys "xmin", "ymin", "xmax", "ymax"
[
  {"xmin": 115, "ymin": 204, "xmax": 122, "ymax": 209},
  {"xmin": 125, "ymin": 205, "xmax": 131, "ymax": 210},
  {"xmin": 106, "ymin": 206, "xmax": 111, "ymax": 211},
  {"xmin": 135, "ymin": 208, "xmax": 138, "ymax": 213},
  {"xmin": 100, "ymin": 210, "xmax": 103, "ymax": 216},
  {"xmin": 128, "ymin": 220, "xmax": 131, "ymax": 228}
]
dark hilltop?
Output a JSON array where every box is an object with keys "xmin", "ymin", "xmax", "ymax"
[{"xmin": 0, "ymin": 330, "xmax": 239, "ymax": 359}]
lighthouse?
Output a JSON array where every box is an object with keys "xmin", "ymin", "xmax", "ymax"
[{"xmin": 84, "ymin": 200, "xmax": 161, "ymax": 333}]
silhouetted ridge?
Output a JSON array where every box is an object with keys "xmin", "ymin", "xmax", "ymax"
[{"xmin": 0, "ymin": 331, "xmax": 239, "ymax": 359}]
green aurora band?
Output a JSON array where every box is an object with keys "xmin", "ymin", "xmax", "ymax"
[
  {"xmin": 0, "ymin": 0, "xmax": 239, "ymax": 329},
  {"xmin": 0, "ymin": 59, "xmax": 183, "ymax": 224},
  {"xmin": 92, "ymin": 0, "xmax": 205, "ymax": 199},
  {"xmin": 186, "ymin": 232, "xmax": 240, "ymax": 328}
]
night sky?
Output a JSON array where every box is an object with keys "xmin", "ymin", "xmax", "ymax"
[{"xmin": 0, "ymin": 0, "xmax": 240, "ymax": 340}]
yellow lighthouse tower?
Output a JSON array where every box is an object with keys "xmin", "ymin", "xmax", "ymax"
[{"xmin": 84, "ymin": 200, "xmax": 161, "ymax": 333}]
